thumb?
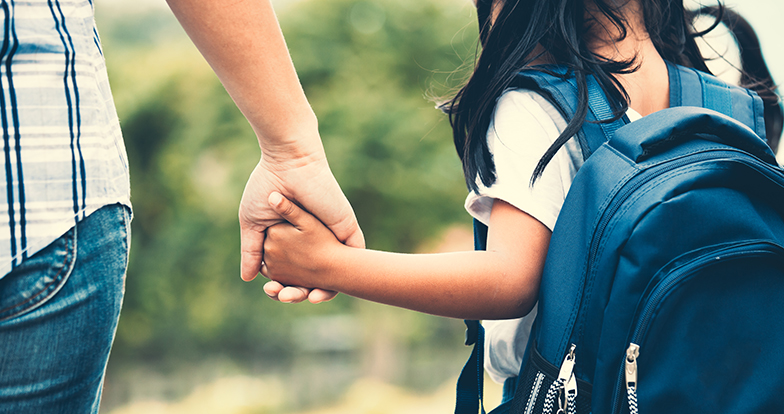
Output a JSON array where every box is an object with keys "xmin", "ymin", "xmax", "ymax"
[
  {"xmin": 268, "ymin": 192, "xmax": 312, "ymax": 228},
  {"xmin": 343, "ymin": 227, "xmax": 366, "ymax": 249},
  {"xmin": 240, "ymin": 227, "xmax": 265, "ymax": 281}
]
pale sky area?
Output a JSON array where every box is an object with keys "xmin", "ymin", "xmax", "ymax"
[{"xmin": 705, "ymin": 0, "xmax": 784, "ymax": 87}]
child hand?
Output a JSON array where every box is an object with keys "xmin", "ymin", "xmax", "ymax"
[{"xmin": 261, "ymin": 192, "xmax": 343, "ymax": 292}]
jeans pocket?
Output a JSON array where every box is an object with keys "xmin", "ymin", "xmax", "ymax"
[{"xmin": 0, "ymin": 227, "xmax": 76, "ymax": 323}]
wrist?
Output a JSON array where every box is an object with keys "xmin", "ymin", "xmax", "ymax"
[
  {"xmin": 255, "ymin": 113, "xmax": 324, "ymax": 163},
  {"xmin": 318, "ymin": 243, "xmax": 353, "ymax": 292}
]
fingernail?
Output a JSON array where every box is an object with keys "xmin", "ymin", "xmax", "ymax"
[{"xmin": 268, "ymin": 192, "xmax": 283, "ymax": 206}]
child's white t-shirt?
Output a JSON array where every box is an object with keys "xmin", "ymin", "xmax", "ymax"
[{"xmin": 464, "ymin": 89, "xmax": 641, "ymax": 383}]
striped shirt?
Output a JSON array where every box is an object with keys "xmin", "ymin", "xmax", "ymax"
[{"xmin": 0, "ymin": 0, "xmax": 130, "ymax": 278}]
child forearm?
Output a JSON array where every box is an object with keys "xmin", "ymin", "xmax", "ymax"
[{"xmin": 299, "ymin": 246, "xmax": 539, "ymax": 320}]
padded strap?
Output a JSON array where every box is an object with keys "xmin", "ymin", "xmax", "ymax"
[
  {"xmin": 667, "ymin": 62, "xmax": 767, "ymax": 140},
  {"xmin": 700, "ymin": 72, "xmax": 733, "ymax": 116},
  {"xmin": 455, "ymin": 319, "xmax": 486, "ymax": 414},
  {"xmin": 513, "ymin": 63, "xmax": 767, "ymax": 162},
  {"xmin": 586, "ymin": 75, "xmax": 626, "ymax": 148},
  {"xmin": 455, "ymin": 220, "xmax": 489, "ymax": 414}
]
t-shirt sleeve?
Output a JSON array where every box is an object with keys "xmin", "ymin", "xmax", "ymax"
[{"xmin": 464, "ymin": 89, "xmax": 582, "ymax": 231}]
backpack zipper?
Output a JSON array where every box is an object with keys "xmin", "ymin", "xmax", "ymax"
[
  {"xmin": 526, "ymin": 344, "xmax": 593, "ymax": 413},
  {"xmin": 608, "ymin": 241, "xmax": 784, "ymax": 414},
  {"xmin": 624, "ymin": 343, "xmax": 640, "ymax": 414}
]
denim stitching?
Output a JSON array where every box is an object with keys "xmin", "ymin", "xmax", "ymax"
[
  {"xmin": 0, "ymin": 230, "xmax": 76, "ymax": 321},
  {"xmin": 122, "ymin": 206, "xmax": 131, "ymax": 268}
]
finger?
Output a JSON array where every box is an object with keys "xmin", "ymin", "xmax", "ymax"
[
  {"xmin": 266, "ymin": 280, "xmax": 319, "ymax": 304},
  {"xmin": 278, "ymin": 286, "xmax": 311, "ymax": 303},
  {"xmin": 240, "ymin": 227, "xmax": 265, "ymax": 281},
  {"xmin": 321, "ymin": 206, "xmax": 365, "ymax": 249},
  {"xmin": 268, "ymin": 192, "xmax": 316, "ymax": 229},
  {"xmin": 308, "ymin": 289, "xmax": 339, "ymax": 304},
  {"xmin": 263, "ymin": 280, "xmax": 284, "ymax": 301}
]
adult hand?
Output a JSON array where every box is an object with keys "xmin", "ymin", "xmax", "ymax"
[{"xmin": 239, "ymin": 149, "xmax": 364, "ymax": 303}]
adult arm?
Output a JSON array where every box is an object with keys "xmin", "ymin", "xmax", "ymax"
[
  {"xmin": 164, "ymin": 0, "xmax": 364, "ymax": 302},
  {"xmin": 262, "ymin": 193, "xmax": 549, "ymax": 320}
]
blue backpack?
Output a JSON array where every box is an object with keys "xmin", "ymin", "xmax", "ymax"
[{"xmin": 455, "ymin": 63, "xmax": 784, "ymax": 414}]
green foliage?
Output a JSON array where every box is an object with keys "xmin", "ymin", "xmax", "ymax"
[
  {"xmin": 99, "ymin": 0, "xmax": 479, "ymax": 363},
  {"xmin": 283, "ymin": 0, "xmax": 478, "ymax": 252}
]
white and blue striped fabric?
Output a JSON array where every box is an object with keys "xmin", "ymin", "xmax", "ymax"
[{"xmin": 0, "ymin": 0, "xmax": 130, "ymax": 278}]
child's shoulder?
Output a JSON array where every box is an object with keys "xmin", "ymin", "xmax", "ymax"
[
  {"xmin": 492, "ymin": 88, "xmax": 568, "ymax": 140},
  {"xmin": 495, "ymin": 88, "xmax": 566, "ymax": 126}
]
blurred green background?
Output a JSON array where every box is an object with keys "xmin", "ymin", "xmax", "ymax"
[
  {"xmin": 97, "ymin": 0, "xmax": 493, "ymax": 412},
  {"xmin": 95, "ymin": 0, "xmax": 784, "ymax": 412}
]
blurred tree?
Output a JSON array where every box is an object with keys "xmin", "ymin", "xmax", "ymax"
[
  {"xmin": 99, "ymin": 0, "xmax": 479, "ymax": 366},
  {"xmin": 284, "ymin": 0, "xmax": 478, "ymax": 252}
]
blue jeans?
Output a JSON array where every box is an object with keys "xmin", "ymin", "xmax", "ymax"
[{"xmin": 0, "ymin": 204, "xmax": 131, "ymax": 414}]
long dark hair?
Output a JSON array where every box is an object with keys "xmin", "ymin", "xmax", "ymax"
[{"xmin": 448, "ymin": 0, "xmax": 781, "ymax": 191}]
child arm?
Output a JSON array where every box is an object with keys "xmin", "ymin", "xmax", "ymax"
[{"xmin": 262, "ymin": 193, "xmax": 550, "ymax": 320}]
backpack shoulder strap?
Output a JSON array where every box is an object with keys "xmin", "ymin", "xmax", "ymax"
[
  {"xmin": 513, "ymin": 64, "xmax": 769, "ymax": 160},
  {"xmin": 667, "ymin": 62, "xmax": 767, "ymax": 140},
  {"xmin": 455, "ymin": 219, "xmax": 490, "ymax": 414}
]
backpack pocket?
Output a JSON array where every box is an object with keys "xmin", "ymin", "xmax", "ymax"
[
  {"xmin": 610, "ymin": 240, "xmax": 784, "ymax": 414},
  {"xmin": 509, "ymin": 344, "xmax": 592, "ymax": 414}
]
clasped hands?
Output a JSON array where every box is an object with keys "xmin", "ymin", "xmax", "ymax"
[
  {"xmin": 261, "ymin": 192, "xmax": 345, "ymax": 294},
  {"xmin": 239, "ymin": 153, "xmax": 363, "ymax": 304}
]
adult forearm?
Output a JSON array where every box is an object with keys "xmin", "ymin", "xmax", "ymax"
[
  {"xmin": 165, "ymin": 0, "xmax": 320, "ymax": 157},
  {"xmin": 324, "ymin": 248, "xmax": 538, "ymax": 320}
]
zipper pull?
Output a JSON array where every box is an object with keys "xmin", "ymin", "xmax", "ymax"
[
  {"xmin": 625, "ymin": 343, "xmax": 640, "ymax": 388},
  {"xmin": 625, "ymin": 343, "xmax": 640, "ymax": 414},
  {"xmin": 558, "ymin": 344, "xmax": 577, "ymax": 382},
  {"xmin": 544, "ymin": 345, "xmax": 577, "ymax": 414},
  {"xmin": 557, "ymin": 344, "xmax": 577, "ymax": 414}
]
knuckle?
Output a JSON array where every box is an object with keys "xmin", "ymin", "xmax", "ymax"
[
  {"xmin": 264, "ymin": 244, "xmax": 277, "ymax": 258},
  {"xmin": 266, "ymin": 224, "xmax": 284, "ymax": 240},
  {"xmin": 282, "ymin": 203, "xmax": 297, "ymax": 218}
]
